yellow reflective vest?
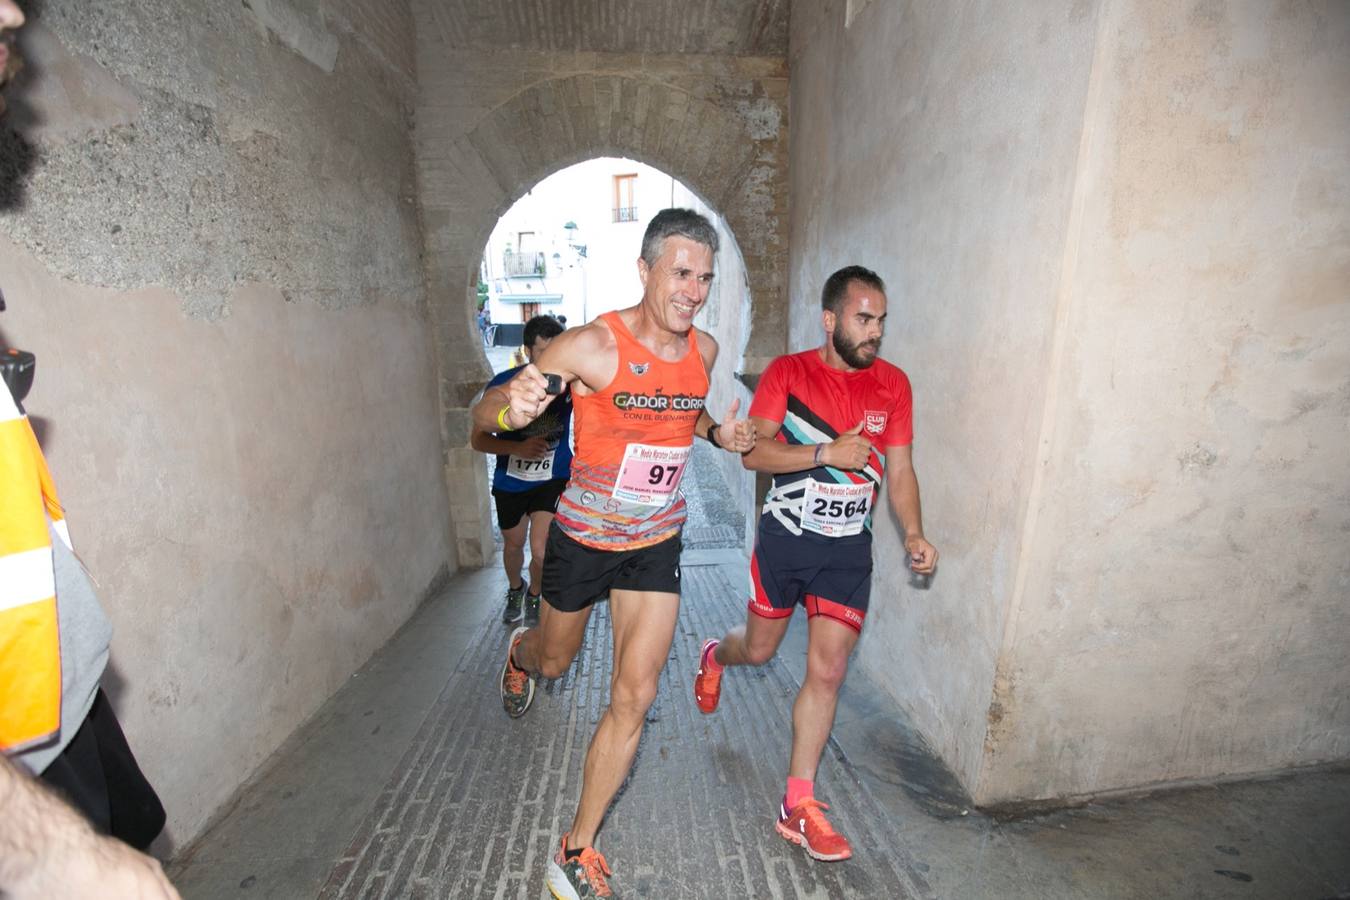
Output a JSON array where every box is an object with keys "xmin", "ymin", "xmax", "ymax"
[{"xmin": 0, "ymin": 385, "xmax": 64, "ymax": 753}]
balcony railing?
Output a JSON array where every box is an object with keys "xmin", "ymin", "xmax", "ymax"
[
  {"xmin": 504, "ymin": 251, "xmax": 546, "ymax": 277},
  {"xmin": 613, "ymin": 206, "xmax": 639, "ymax": 223}
]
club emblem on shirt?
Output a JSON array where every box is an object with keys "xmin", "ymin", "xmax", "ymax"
[
  {"xmin": 864, "ymin": 411, "xmax": 887, "ymax": 435},
  {"xmin": 628, "ymin": 362, "xmax": 650, "ymax": 376}
]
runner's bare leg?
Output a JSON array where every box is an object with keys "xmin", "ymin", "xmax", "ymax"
[
  {"xmin": 713, "ymin": 611, "xmax": 792, "ymax": 668},
  {"xmin": 788, "ymin": 615, "xmax": 859, "ymax": 781},
  {"xmin": 567, "ymin": 588, "xmax": 680, "ymax": 847},
  {"xmin": 525, "ymin": 509, "xmax": 552, "ymax": 594},
  {"xmin": 513, "ymin": 603, "xmax": 592, "ymax": 678}
]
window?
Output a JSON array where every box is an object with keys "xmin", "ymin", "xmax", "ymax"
[
  {"xmin": 505, "ymin": 232, "xmax": 545, "ymax": 276},
  {"xmin": 613, "ymin": 174, "xmax": 638, "ymax": 223}
]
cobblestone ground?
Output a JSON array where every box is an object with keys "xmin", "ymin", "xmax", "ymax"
[{"xmin": 317, "ymin": 444, "xmax": 931, "ymax": 899}]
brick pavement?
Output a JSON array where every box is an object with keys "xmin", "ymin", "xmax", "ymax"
[
  {"xmin": 317, "ymin": 557, "xmax": 931, "ymax": 899},
  {"xmin": 172, "ymin": 436, "xmax": 1350, "ymax": 900}
]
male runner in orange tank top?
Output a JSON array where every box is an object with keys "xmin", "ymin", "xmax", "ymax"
[{"xmin": 471, "ymin": 209, "xmax": 756, "ymax": 900}]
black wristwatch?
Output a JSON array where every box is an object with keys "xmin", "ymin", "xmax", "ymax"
[{"xmin": 706, "ymin": 422, "xmax": 722, "ymax": 449}]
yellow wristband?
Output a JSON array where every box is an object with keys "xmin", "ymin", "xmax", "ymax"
[{"xmin": 496, "ymin": 404, "xmax": 512, "ymax": 431}]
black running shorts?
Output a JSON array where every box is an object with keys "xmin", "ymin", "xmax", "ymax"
[
  {"xmin": 541, "ymin": 522, "xmax": 683, "ymax": 612},
  {"xmin": 749, "ymin": 517, "xmax": 872, "ymax": 632},
  {"xmin": 492, "ymin": 479, "xmax": 568, "ymax": 531}
]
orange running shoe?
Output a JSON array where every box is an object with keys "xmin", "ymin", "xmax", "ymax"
[
  {"xmin": 693, "ymin": 638, "xmax": 722, "ymax": 714},
  {"xmin": 776, "ymin": 798, "xmax": 853, "ymax": 861},
  {"xmin": 546, "ymin": 833, "xmax": 614, "ymax": 899}
]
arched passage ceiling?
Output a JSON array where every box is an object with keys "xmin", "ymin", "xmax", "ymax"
[
  {"xmin": 465, "ymin": 75, "xmax": 761, "ymax": 237},
  {"xmin": 412, "ymin": 0, "xmax": 790, "ymax": 566},
  {"xmin": 419, "ymin": 0, "xmax": 789, "ymax": 55}
]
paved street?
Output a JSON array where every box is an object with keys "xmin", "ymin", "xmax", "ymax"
[{"xmin": 171, "ymin": 442, "xmax": 1350, "ymax": 899}]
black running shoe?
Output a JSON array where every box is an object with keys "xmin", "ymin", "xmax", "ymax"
[
  {"xmin": 501, "ymin": 583, "xmax": 526, "ymax": 625},
  {"xmin": 501, "ymin": 626, "xmax": 536, "ymax": 718}
]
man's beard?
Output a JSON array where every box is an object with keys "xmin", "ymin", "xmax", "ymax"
[
  {"xmin": 833, "ymin": 329, "xmax": 880, "ymax": 369},
  {"xmin": 0, "ymin": 37, "xmax": 36, "ymax": 211},
  {"xmin": 0, "ymin": 40, "xmax": 21, "ymax": 117}
]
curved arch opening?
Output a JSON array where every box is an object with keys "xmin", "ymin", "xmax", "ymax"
[
  {"xmin": 472, "ymin": 155, "xmax": 756, "ymax": 554},
  {"xmin": 476, "ymin": 156, "xmax": 749, "ymax": 371}
]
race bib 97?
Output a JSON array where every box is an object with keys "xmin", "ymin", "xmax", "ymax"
[
  {"xmin": 800, "ymin": 480, "xmax": 872, "ymax": 537},
  {"xmin": 613, "ymin": 442, "xmax": 691, "ymax": 506}
]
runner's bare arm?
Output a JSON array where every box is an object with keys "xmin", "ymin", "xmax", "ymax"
[
  {"xmin": 470, "ymin": 380, "xmax": 538, "ymax": 453},
  {"xmin": 534, "ymin": 319, "xmax": 618, "ymax": 396},
  {"xmin": 692, "ymin": 331, "xmax": 756, "ymax": 453},
  {"xmin": 469, "ymin": 426, "xmax": 514, "ymax": 455},
  {"xmin": 470, "ymin": 323, "xmax": 613, "ymax": 434},
  {"xmin": 470, "ymin": 427, "xmax": 550, "ymax": 459},
  {"xmin": 470, "ymin": 381, "xmax": 518, "ymax": 434},
  {"xmin": 885, "ymin": 443, "xmax": 937, "ymax": 574},
  {"xmin": 692, "ymin": 330, "xmax": 720, "ymax": 440},
  {"xmin": 739, "ymin": 416, "xmax": 814, "ymax": 473},
  {"xmin": 0, "ymin": 756, "xmax": 181, "ymax": 899},
  {"xmin": 742, "ymin": 416, "xmax": 872, "ymax": 473}
]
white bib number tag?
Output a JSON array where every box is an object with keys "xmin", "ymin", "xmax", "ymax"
[
  {"xmin": 800, "ymin": 480, "xmax": 872, "ymax": 537},
  {"xmin": 507, "ymin": 443, "xmax": 556, "ymax": 482},
  {"xmin": 613, "ymin": 442, "xmax": 691, "ymax": 506}
]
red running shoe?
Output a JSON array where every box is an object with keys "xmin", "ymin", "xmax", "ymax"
[
  {"xmin": 776, "ymin": 798, "xmax": 853, "ymax": 861},
  {"xmin": 694, "ymin": 638, "xmax": 722, "ymax": 714}
]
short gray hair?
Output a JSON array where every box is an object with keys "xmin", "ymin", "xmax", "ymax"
[{"xmin": 640, "ymin": 208, "xmax": 719, "ymax": 264}]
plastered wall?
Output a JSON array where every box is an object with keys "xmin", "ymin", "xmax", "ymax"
[
  {"xmin": 788, "ymin": 0, "xmax": 1103, "ymax": 791},
  {"xmin": 979, "ymin": 0, "xmax": 1350, "ymax": 804},
  {"xmin": 0, "ymin": 0, "xmax": 451, "ymax": 845},
  {"xmin": 789, "ymin": 0, "xmax": 1349, "ymax": 804}
]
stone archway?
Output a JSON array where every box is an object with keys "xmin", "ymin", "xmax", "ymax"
[{"xmin": 415, "ymin": 57, "xmax": 788, "ymax": 565}]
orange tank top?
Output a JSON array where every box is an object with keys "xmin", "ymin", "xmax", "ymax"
[{"xmin": 556, "ymin": 311, "xmax": 710, "ymax": 549}]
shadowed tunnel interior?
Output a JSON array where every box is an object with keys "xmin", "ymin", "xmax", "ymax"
[{"xmin": 0, "ymin": 1, "xmax": 1346, "ymax": 897}]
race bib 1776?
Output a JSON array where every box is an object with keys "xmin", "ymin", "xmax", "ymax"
[{"xmin": 507, "ymin": 443, "xmax": 557, "ymax": 482}]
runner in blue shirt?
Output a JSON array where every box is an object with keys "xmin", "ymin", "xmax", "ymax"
[{"xmin": 472, "ymin": 315, "xmax": 574, "ymax": 626}]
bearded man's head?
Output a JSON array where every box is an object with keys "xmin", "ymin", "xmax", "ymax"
[{"xmin": 0, "ymin": 1, "xmax": 25, "ymax": 117}]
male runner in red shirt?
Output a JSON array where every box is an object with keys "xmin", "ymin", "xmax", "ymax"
[
  {"xmin": 694, "ymin": 264, "xmax": 939, "ymax": 862},
  {"xmin": 471, "ymin": 209, "xmax": 756, "ymax": 899}
]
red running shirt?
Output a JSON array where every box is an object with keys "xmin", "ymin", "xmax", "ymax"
[{"xmin": 749, "ymin": 349, "xmax": 912, "ymax": 537}]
